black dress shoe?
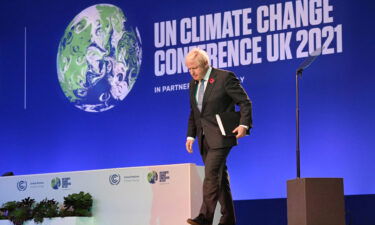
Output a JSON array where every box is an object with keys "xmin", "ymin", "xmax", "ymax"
[{"xmin": 187, "ymin": 214, "xmax": 208, "ymax": 225}]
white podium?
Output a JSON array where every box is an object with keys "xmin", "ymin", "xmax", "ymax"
[{"xmin": 0, "ymin": 163, "xmax": 221, "ymax": 225}]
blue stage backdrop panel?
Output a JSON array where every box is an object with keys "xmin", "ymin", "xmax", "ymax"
[{"xmin": 0, "ymin": 0, "xmax": 374, "ymax": 200}]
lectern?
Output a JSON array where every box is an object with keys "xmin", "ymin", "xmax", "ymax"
[{"xmin": 287, "ymin": 178, "xmax": 345, "ymax": 225}]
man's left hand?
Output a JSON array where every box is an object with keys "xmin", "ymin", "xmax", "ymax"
[{"xmin": 232, "ymin": 126, "xmax": 247, "ymax": 139}]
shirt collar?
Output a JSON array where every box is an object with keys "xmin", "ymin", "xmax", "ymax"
[{"xmin": 202, "ymin": 67, "xmax": 212, "ymax": 82}]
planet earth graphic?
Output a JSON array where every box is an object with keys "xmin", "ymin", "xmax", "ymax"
[
  {"xmin": 147, "ymin": 171, "xmax": 158, "ymax": 184},
  {"xmin": 51, "ymin": 177, "xmax": 61, "ymax": 190},
  {"xmin": 57, "ymin": 4, "xmax": 142, "ymax": 112}
]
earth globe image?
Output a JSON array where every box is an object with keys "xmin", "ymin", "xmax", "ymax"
[
  {"xmin": 57, "ymin": 4, "xmax": 142, "ymax": 112},
  {"xmin": 147, "ymin": 171, "xmax": 158, "ymax": 184},
  {"xmin": 51, "ymin": 177, "xmax": 61, "ymax": 190}
]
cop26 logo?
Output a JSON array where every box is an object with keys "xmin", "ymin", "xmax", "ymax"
[
  {"xmin": 147, "ymin": 171, "xmax": 158, "ymax": 184},
  {"xmin": 51, "ymin": 177, "xmax": 61, "ymax": 190}
]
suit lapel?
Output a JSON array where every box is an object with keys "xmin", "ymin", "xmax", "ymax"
[
  {"xmin": 190, "ymin": 80, "xmax": 199, "ymax": 110},
  {"xmin": 201, "ymin": 69, "xmax": 216, "ymax": 113}
]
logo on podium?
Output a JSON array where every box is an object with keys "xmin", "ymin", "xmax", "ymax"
[
  {"xmin": 17, "ymin": 180, "xmax": 27, "ymax": 191},
  {"xmin": 147, "ymin": 171, "xmax": 158, "ymax": 184},
  {"xmin": 109, "ymin": 174, "xmax": 121, "ymax": 185}
]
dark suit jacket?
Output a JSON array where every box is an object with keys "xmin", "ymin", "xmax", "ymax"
[{"xmin": 187, "ymin": 68, "xmax": 252, "ymax": 149}]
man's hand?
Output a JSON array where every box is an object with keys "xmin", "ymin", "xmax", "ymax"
[
  {"xmin": 232, "ymin": 126, "xmax": 247, "ymax": 139},
  {"xmin": 186, "ymin": 139, "xmax": 194, "ymax": 153}
]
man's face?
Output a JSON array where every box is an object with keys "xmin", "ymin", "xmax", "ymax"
[{"xmin": 186, "ymin": 58, "xmax": 208, "ymax": 81}]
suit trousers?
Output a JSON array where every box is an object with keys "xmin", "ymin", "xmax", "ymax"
[{"xmin": 199, "ymin": 135, "xmax": 236, "ymax": 225}]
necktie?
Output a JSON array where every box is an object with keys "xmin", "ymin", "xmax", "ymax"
[{"xmin": 197, "ymin": 79, "xmax": 205, "ymax": 112}]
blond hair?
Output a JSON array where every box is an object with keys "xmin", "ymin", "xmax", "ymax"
[{"xmin": 185, "ymin": 48, "xmax": 210, "ymax": 67}]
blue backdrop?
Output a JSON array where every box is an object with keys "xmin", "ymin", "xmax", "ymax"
[{"xmin": 0, "ymin": 0, "xmax": 374, "ymax": 200}]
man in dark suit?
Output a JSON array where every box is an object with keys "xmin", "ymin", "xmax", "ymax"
[{"xmin": 185, "ymin": 48, "xmax": 252, "ymax": 225}]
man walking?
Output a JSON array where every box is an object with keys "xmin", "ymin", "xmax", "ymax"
[{"xmin": 185, "ymin": 48, "xmax": 252, "ymax": 225}]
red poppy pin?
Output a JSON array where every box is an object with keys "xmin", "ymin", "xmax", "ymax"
[{"xmin": 209, "ymin": 78, "xmax": 215, "ymax": 84}]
